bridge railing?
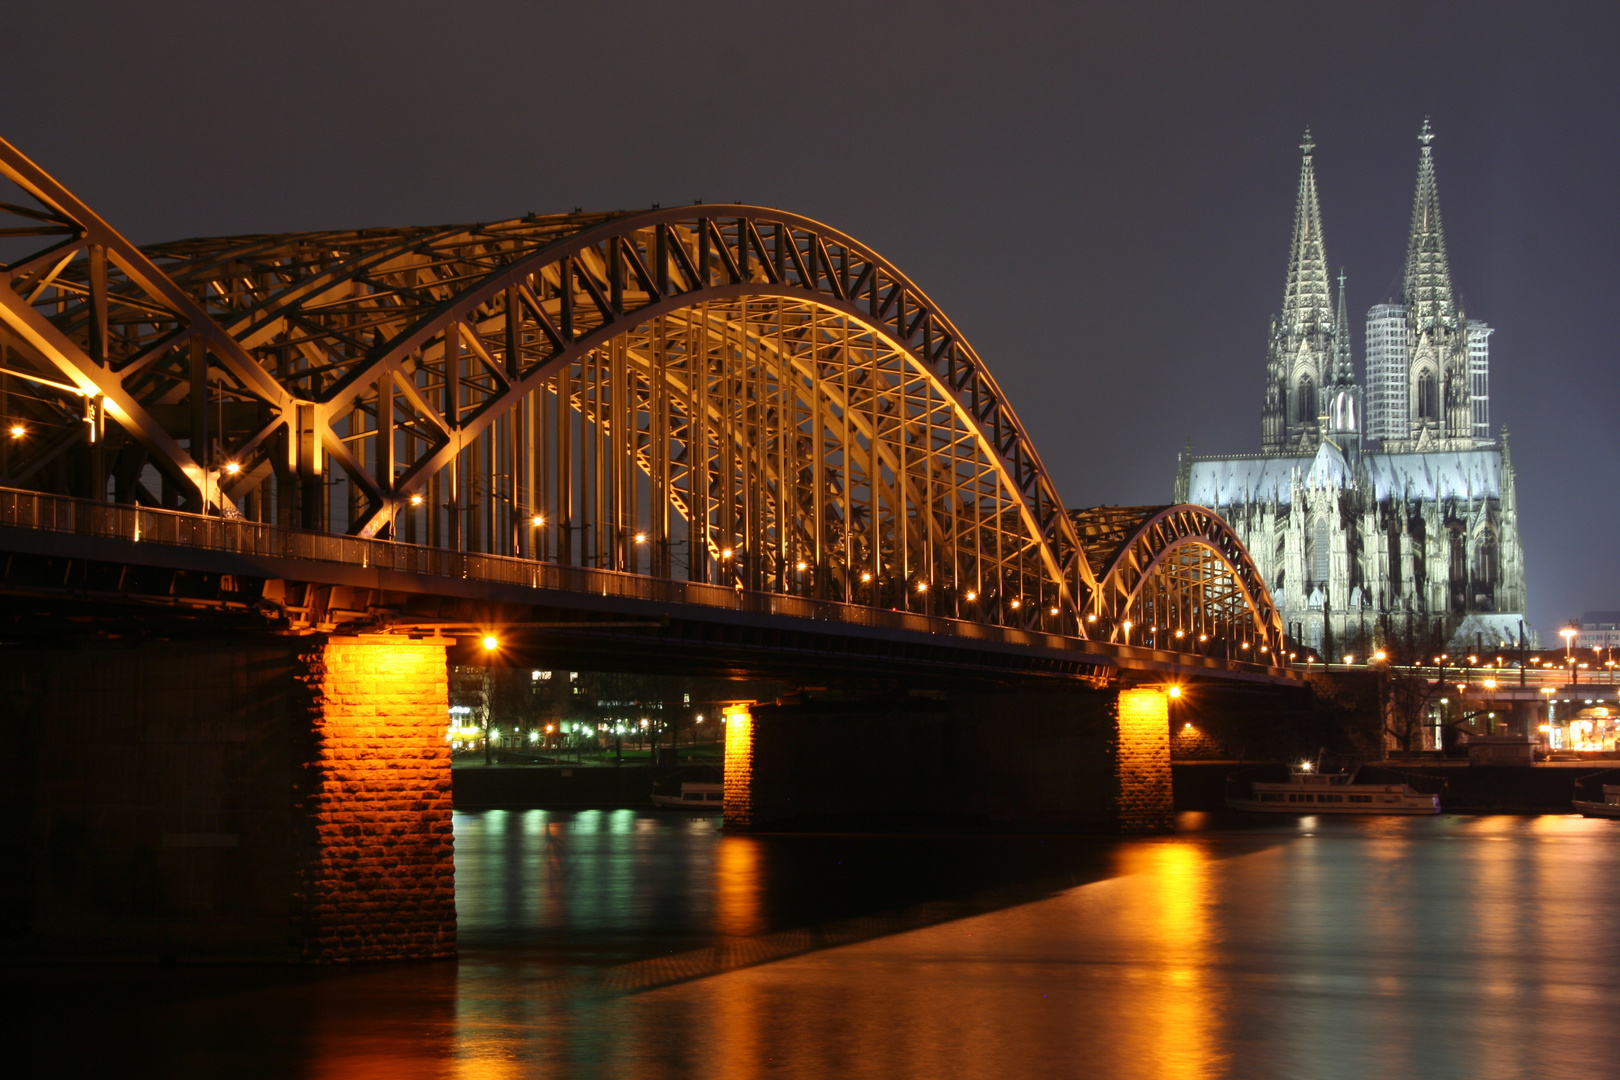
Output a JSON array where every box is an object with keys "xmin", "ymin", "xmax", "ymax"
[
  {"xmin": 1295, "ymin": 660, "xmax": 1618, "ymax": 691},
  {"xmin": 0, "ymin": 486, "xmax": 1093, "ymax": 654}
]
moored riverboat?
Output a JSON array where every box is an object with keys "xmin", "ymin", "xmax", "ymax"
[
  {"xmin": 1226, "ymin": 767, "xmax": 1440, "ymax": 815},
  {"xmin": 651, "ymin": 782, "xmax": 724, "ymax": 810},
  {"xmin": 1573, "ymin": 784, "xmax": 1620, "ymax": 819}
]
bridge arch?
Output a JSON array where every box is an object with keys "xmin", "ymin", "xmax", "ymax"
[
  {"xmin": 0, "ymin": 137, "xmax": 1092, "ymax": 631},
  {"xmin": 1076, "ymin": 505, "xmax": 1284, "ymax": 656}
]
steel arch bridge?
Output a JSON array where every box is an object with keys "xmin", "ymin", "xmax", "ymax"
[{"xmin": 0, "ymin": 135, "xmax": 1283, "ymax": 658}]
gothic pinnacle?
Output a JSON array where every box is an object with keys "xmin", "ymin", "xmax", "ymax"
[{"xmin": 1404, "ymin": 116, "xmax": 1454, "ymax": 326}]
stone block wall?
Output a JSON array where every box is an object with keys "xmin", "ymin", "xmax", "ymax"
[
  {"xmin": 296, "ymin": 637, "xmax": 455, "ymax": 962},
  {"xmin": 734, "ymin": 684, "xmax": 1175, "ymax": 834},
  {"xmin": 1169, "ymin": 721, "xmax": 1231, "ymax": 759},
  {"xmin": 3, "ymin": 640, "xmax": 309, "ymax": 957},
  {"xmin": 1, "ymin": 634, "xmax": 454, "ymax": 962},
  {"xmin": 1115, "ymin": 688, "xmax": 1174, "ymax": 833},
  {"xmin": 721, "ymin": 705, "xmax": 754, "ymax": 830}
]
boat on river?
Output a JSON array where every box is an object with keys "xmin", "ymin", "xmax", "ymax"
[
  {"xmin": 1226, "ymin": 767, "xmax": 1440, "ymax": 815},
  {"xmin": 1573, "ymin": 784, "xmax": 1620, "ymax": 819},
  {"xmin": 651, "ymin": 781, "xmax": 724, "ymax": 810}
]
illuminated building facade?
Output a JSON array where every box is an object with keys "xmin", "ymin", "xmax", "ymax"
[{"xmin": 1177, "ymin": 122, "xmax": 1529, "ymax": 653}]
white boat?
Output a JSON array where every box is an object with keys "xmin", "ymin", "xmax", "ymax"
[
  {"xmin": 652, "ymin": 782, "xmax": 724, "ymax": 810},
  {"xmin": 1573, "ymin": 784, "xmax": 1620, "ymax": 819},
  {"xmin": 1226, "ymin": 767, "xmax": 1440, "ymax": 815}
]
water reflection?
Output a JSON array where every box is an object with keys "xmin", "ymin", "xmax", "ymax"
[
  {"xmin": 17, "ymin": 811, "xmax": 1620, "ymax": 1079},
  {"xmin": 715, "ymin": 836, "xmax": 763, "ymax": 939}
]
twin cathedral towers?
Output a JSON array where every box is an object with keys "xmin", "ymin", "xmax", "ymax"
[
  {"xmin": 1261, "ymin": 119, "xmax": 1488, "ymax": 456},
  {"xmin": 1177, "ymin": 121, "xmax": 1528, "ymax": 654}
]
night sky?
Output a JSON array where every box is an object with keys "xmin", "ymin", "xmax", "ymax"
[{"xmin": 1, "ymin": 2, "xmax": 1613, "ymax": 640}]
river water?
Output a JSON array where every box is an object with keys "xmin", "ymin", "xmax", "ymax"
[{"xmin": 22, "ymin": 810, "xmax": 1620, "ymax": 1078}]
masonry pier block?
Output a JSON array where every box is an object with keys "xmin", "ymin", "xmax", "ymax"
[
  {"xmin": 1, "ymin": 635, "xmax": 454, "ymax": 962},
  {"xmin": 722, "ymin": 684, "xmax": 1175, "ymax": 833}
]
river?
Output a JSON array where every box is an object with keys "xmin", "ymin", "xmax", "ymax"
[{"xmin": 19, "ymin": 810, "xmax": 1620, "ymax": 1078}]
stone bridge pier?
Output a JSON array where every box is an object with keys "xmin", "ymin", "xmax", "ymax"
[
  {"xmin": 1, "ymin": 635, "xmax": 455, "ymax": 962},
  {"xmin": 721, "ymin": 685, "xmax": 1175, "ymax": 834}
]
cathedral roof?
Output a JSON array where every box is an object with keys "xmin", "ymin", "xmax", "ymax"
[{"xmin": 1184, "ymin": 446, "xmax": 1504, "ymax": 507}]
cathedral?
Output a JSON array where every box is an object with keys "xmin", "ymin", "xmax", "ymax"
[{"xmin": 1174, "ymin": 122, "xmax": 1529, "ymax": 655}]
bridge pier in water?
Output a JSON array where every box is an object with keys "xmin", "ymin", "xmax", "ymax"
[
  {"xmin": 2, "ymin": 635, "xmax": 455, "ymax": 962},
  {"xmin": 721, "ymin": 684, "xmax": 1175, "ymax": 834}
]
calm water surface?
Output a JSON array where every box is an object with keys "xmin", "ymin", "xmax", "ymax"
[{"xmin": 20, "ymin": 810, "xmax": 1620, "ymax": 1078}]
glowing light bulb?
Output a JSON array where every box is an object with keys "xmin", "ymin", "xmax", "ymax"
[
  {"xmin": 1168, "ymin": 685, "xmax": 1182, "ymax": 698},
  {"xmin": 531, "ymin": 514, "xmax": 544, "ymax": 527},
  {"xmin": 1010, "ymin": 599, "xmax": 1022, "ymax": 609},
  {"xmin": 634, "ymin": 532, "xmax": 647, "ymax": 544},
  {"xmin": 796, "ymin": 561, "xmax": 807, "ymax": 571},
  {"xmin": 8, "ymin": 424, "xmax": 24, "ymax": 439},
  {"xmin": 409, "ymin": 493, "xmax": 424, "ymax": 506},
  {"xmin": 965, "ymin": 591, "xmax": 977, "ymax": 601},
  {"xmin": 223, "ymin": 461, "xmax": 241, "ymax": 475},
  {"xmin": 481, "ymin": 635, "xmax": 499, "ymax": 651}
]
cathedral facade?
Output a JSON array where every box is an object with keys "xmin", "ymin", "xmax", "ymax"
[{"xmin": 1175, "ymin": 123, "xmax": 1529, "ymax": 655}]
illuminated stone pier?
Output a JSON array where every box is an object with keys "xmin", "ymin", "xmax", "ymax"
[
  {"xmin": 1, "ymin": 635, "xmax": 454, "ymax": 962},
  {"xmin": 722, "ymin": 685, "xmax": 1175, "ymax": 834}
]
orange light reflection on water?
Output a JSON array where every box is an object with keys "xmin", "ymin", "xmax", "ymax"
[{"xmin": 1112, "ymin": 841, "xmax": 1224, "ymax": 1080}]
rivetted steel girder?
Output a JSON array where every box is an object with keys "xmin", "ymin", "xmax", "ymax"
[
  {"xmin": 0, "ymin": 133, "xmax": 1284, "ymax": 656},
  {"xmin": 0, "ymin": 133, "xmax": 1093, "ymax": 629},
  {"xmin": 169, "ymin": 210, "xmax": 1088, "ymax": 607},
  {"xmin": 1094, "ymin": 504, "xmax": 1284, "ymax": 652}
]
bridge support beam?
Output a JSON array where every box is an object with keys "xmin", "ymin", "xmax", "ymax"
[
  {"xmin": 1, "ymin": 634, "xmax": 454, "ymax": 962},
  {"xmin": 722, "ymin": 684, "xmax": 1175, "ymax": 834}
]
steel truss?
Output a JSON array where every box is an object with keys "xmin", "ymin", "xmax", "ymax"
[
  {"xmin": 0, "ymin": 134, "xmax": 1279, "ymax": 648},
  {"xmin": 1085, "ymin": 505, "xmax": 1284, "ymax": 656}
]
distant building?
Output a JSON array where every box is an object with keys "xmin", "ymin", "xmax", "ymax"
[
  {"xmin": 1576, "ymin": 613, "xmax": 1620, "ymax": 651},
  {"xmin": 1176, "ymin": 122, "xmax": 1530, "ymax": 654}
]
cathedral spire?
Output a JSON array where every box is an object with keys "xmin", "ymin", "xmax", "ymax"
[
  {"xmin": 1404, "ymin": 117, "xmax": 1455, "ymax": 327},
  {"xmin": 1282, "ymin": 128, "xmax": 1334, "ymax": 336},
  {"xmin": 1263, "ymin": 130, "xmax": 1339, "ymax": 453},
  {"xmin": 1333, "ymin": 268, "xmax": 1353, "ymax": 385}
]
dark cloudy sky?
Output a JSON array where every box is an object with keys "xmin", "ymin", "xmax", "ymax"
[{"xmin": 1, "ymin": 1, "xmax": 1614, "ymax": 639}]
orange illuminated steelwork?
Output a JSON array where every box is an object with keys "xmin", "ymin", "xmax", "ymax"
[{"xmin": 0, "ymin": 132, "xmax": 1286, "ymax": 661}]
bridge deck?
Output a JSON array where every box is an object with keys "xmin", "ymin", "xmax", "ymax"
[{"xmin": 0, "ymin": 487, "xmax": 1297, "ymax": 686}]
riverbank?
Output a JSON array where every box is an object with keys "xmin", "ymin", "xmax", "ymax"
[
  {"xmin": 452, "ymin": 762, "xmax": 720, "ymax": 808},
  {"xmin": 1173, "ymin": 760, "xmax": 1620, "ymax": 813}
]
